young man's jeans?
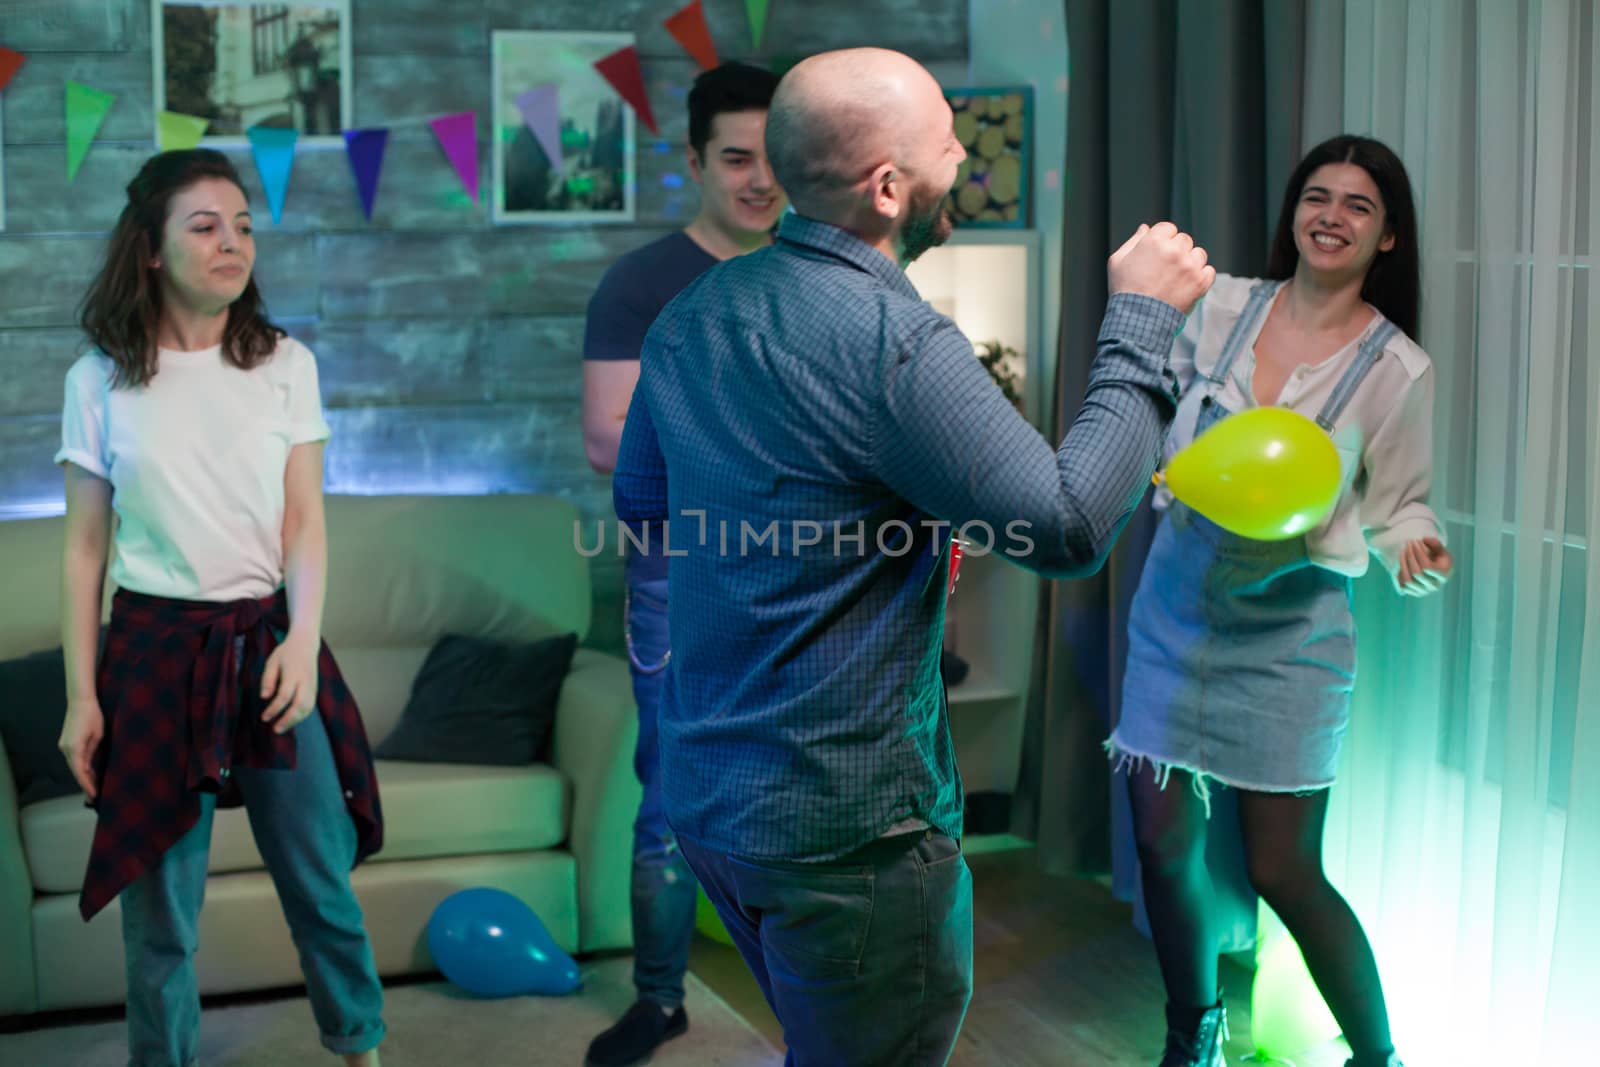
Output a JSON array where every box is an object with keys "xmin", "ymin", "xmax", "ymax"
[
  {"xmin": 625, "ymin": 563, "xmax": 698, "ymax": 1010},
  {"xmin": 678, "ymin": 829, "xmax": 975, "ymax": 1067},
  {"xmin": 120, "ymin": 713, "xmax": 385, "ymax": 1067}
]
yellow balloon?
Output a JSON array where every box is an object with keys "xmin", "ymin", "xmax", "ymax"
[
  {"xmin": 695, "ymin": 887, "xmax": 735, "ymax": 946},
  {"xmin": 1160, "ymin": 407, "xmax": 1341, "ymax": 540},
  {"xmin": 1251, "ymin": 931, "xmax": 1341, "ymax": 1059}
]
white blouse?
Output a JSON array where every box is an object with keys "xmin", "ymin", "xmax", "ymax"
[{"xmin": 1154, "ymin": 273, "xmax": 1444, "ymax": 585}]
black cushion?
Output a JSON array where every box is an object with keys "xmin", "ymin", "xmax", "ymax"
[
  {"xmin": 0, "ymin": 647, "xmax": 82, "ymax": 806},
  {"xmin": 374, "ymin": 632, "xmax": 578, "ymax": 766}
]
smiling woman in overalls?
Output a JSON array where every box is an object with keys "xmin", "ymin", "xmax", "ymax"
[{"xmin": 1107, "ymin": 136, "xmax": 1453, "ymax": 1067}]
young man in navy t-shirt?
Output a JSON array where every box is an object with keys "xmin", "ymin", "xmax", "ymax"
[{"xmin": 580, "ymin": 61, "xmax": 786, "ymax": 1067}]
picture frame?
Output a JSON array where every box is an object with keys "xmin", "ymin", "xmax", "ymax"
[
  {"xmin": 151, "ymin": 0, "xmax": 353, "ymax": 146},
  {"xmin": 944, "ymin": 86, "xmax": 1032, "ymax": 229},
  {"xmin": 491, "ymin": 30, "xmax": 637, "ymax": 225}
]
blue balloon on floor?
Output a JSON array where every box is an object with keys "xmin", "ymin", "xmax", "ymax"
[{"xmin": 426, "ymin": 888, "xmax": 580, "ymax": 997}]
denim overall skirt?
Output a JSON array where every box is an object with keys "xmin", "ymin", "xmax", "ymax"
[{"xmin": 1109, "ymin": 281, "xmax": 1398, "ymax": 807}]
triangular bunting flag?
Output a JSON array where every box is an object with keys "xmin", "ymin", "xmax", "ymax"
[
  {"xmin": 66, "ymin": 80, "xmax": 116, "ymax": 181},
  {"xmin": 0, "ymin": 46, "xmax": 25, "ymax": 93},
  {"xmin": 747, "ymin": 0, "xmax": 770, "ymax": 51},
  {"xmin": 428, "ymin": 112, "xmax": 479, "ymax": 204},
  {"xmin": 246, "ymin": 125, "xmax": 298, "ymax": 224},
  {"xmin": 158, "ymin": 110, "xmax": 209, "ymax": 152},
  {"xmin": 515, "ymin": 84, "xmax": 565, "ymax": 179},
  {"xmin": 343, "ymin": 128, "xmax": 388, "ymax": 221},
  {"xmin": 594, "ymin": 45, "xmax": 658, "ymax": 136},
  {"xmin": 664, "ymin": 2, "xmax": 720, "ymax": 71}
]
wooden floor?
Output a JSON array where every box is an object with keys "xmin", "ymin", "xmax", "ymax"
[
  {"xmin": 0, "ymin": 842, "xmax": 1358, "ymax": 1064},
  {"xmin": 689, "ymin": 842, "xmax": 1354, "ymax": 1066}
]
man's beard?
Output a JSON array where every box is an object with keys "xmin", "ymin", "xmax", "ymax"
[{"xmin": 898, "ymin": 183, "xmax": 955, "ymax": 264}]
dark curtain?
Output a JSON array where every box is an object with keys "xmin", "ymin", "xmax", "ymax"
[{"xmin": 1013, "ymin": 0, "xmax": 1310, "ymax": 949}]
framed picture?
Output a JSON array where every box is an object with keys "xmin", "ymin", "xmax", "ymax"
[
  {"xmin": 945, "ymin": 86, "xmax": 1031, "ymax": 229},
  {"xmin": 492, "ymin": 30, "xmax": 636, "ymax": 225},
  {"xmin": 152, "ymin": 0, "xmax": 353, "ymax": 145}
]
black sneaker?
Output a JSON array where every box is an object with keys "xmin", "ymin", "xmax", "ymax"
[{"xmin": 584, "ymin": 1000, "xmax": 689, "ymax": 1067}]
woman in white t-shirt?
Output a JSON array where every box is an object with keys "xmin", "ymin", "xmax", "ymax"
[
  {"xmin": 56, "ymin": 149, "xmax": 385, "ymax": 1067},
  {"xmin": 1107, "ymin": 137, "xmax": 1452, "ymax": 1067}
]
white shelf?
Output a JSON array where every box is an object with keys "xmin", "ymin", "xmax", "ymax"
[
  {"xmin": 944, "ymin": 228, "xmax": 1041, "ymax": 249},
  {"xmin": 901, "ymin": 230, "xmax": 1048, "ymax": 803},
  {"xmin": 906, "ymin": 229, "xmax": 1050, "ymax": 431},
  {"xmin": 947, "ymin": 672, "xmax": 1022, "ymax": 707}
]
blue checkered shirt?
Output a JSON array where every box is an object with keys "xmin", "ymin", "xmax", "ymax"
[{"xmin": 614, "ymin": 214, "xmax": 1184, "ymax": 861}]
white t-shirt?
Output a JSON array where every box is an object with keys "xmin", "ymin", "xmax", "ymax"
[
  {"xmin": 1156, "ymin": 273, "xmax": 1443, "ymax": 585},
  {"xmin": 56, "ymin": 336, "xmax": 332, "ymax": 602}
]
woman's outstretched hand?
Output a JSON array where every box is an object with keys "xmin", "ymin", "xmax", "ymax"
[{"xmin": 1398, "ymin": 536, "xmax": 1452, "ymax": 596}]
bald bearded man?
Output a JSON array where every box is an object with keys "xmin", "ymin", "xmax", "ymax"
[{"xmin": 613, "ymin": 48, "xmax": 1213, "ymax": 1066}]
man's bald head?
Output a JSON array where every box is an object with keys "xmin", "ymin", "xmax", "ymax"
[{"xmin": 765, "ymin": 49, "xmax": 947, "ymax": 222}]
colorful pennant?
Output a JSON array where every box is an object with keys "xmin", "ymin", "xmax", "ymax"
[
  {"xmin": 158, "ymin": 110, "xmax": 209, "ymax": 152},
  {"xmin": 343, "ymin": 128, "xmax": 388, "ymax": 221},
  {"xmin": 0, "ymin": 46, "xmax": 25, "ymax": 93},
  {"xmin": 747, "ymin": 0, "xmax": 770, "ymax": 51},
  {"xmin": 665, "ymin": 2, "xmax": 720, "ymax": 71},
  {"xmin": 429, "ymin": 112, "xmax": 479, "ymax": 204},
  {"xmin": 66, "ymin": 80, "xmax": 116, "ymax": 181},
  {"xmin": 515, "ymin": 84, "xmax": 565, "ymax": 179},
  {"xmin": 594, "ymin": 45, "xmax": 658, "ymax": 136},
  {"xmin": 247, "ymin": 125, "xmax": 298, "ymax": 224}
]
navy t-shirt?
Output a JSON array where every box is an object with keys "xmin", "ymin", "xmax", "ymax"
[
  {"xmin": 586, "ymin": 231, "xmax": 719, "ymax": 579},
  {"xmin": 584, "ymin": 231, "xmax": 719, "ymax": 363}
]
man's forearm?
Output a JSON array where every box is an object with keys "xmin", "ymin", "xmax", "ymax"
[
  {"xmin": 584, "ymin": 420, "xmax": 624, "ymax": 474},
  {"xmin": 874, "ymin": 295, "xmax": 1182, "ymax": 579},
  {"xmin": 1036, "ymin": 293, "xmax": 1184, "ymax": 576}
]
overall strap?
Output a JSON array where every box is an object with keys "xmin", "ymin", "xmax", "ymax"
[
  {"xmin": 1206, "ymin": 280, "xmax": 1281, "ymax": 386},
  {"xmin": 1315, "ymin": 318, "xmax": 1399, "ymax": 431}
]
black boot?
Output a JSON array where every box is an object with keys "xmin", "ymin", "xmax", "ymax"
[{"xmin": 1158, "ymin": 995, "xmax": 1227, "ymax": 1067}]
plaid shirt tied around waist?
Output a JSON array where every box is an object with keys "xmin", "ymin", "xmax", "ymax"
[{"xmin": 79, "ymin": 588, "xmax": 382, "ymax": 919}]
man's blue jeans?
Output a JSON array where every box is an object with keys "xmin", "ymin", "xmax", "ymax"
[
  {"xmin": 120, "ymin": 712, "xmax": 385, "ymax": 1067},
  {"xmin": 678, "ymin": 829, "xmax": 974, "ymax": 1067},
  {"xmin": 625, "ymin": 560, "xmax": 698, "ymax": 1010}
]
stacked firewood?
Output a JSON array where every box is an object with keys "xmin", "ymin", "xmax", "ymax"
[{"xmin": 947, "ymin": 91, "xmax": 1027, "ymax": 225}]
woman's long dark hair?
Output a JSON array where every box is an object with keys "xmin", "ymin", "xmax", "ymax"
[
  {"xmin": 78, "ymin": 149, "xmax": 285, "ymax": 388},
  {"xmin": 1266, "ymin": 135, "xmax": 1421, "ymax": 342}
]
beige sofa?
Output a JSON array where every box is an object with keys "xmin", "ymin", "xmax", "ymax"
[{"xmin": 0, "ymin": 494, "xmax": 640, "ymax": 1017}]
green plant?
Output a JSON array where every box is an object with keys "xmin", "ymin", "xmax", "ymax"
[
  {"xmin": 974, "ymin": 340, "xmax": 1024, "ymax": 408},
  {"xmin": 163, "ymin": 6, "xmax": 221, "ymax": 122}
]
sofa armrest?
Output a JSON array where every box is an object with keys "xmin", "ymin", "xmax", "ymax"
[
  {"xmin": 0, "ymin": 731, "xmax": 39, "ymax": 1015},
  {"xmin": 550, "ymin": 648, "xmax": 640, "ymax": 954}
]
